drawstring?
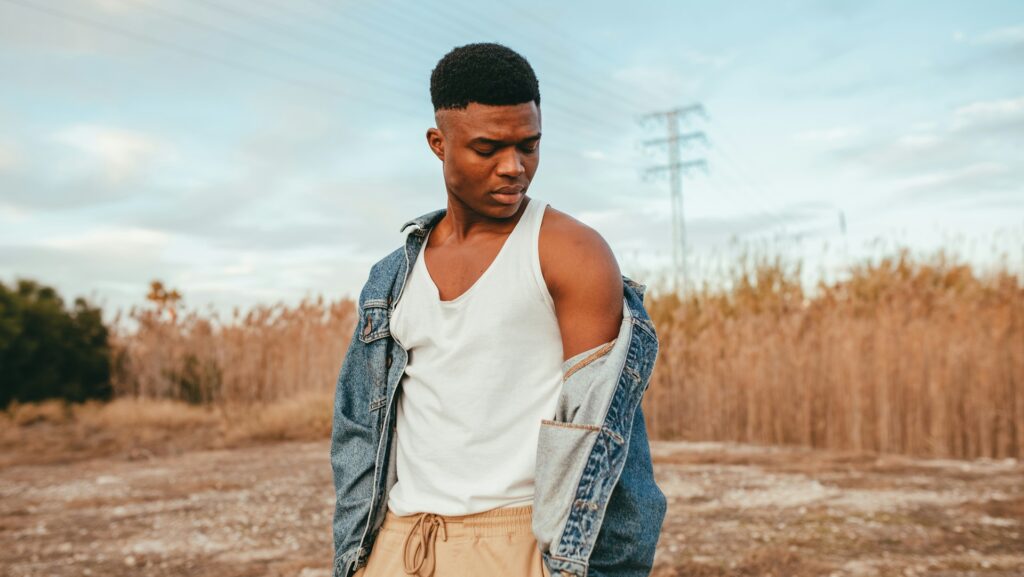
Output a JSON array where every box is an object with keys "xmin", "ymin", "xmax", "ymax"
[{"xmin": 402, "ymin": 512, "xmax": 448, "ymax": 577}]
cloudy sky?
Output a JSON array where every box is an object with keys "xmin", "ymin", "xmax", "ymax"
[{"xmin": 1, "ymin": 0, "xmax": 1021, "ymax": 321}]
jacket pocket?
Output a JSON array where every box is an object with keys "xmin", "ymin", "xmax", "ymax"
[
  {"xmin": 532, "ymin": 419, "xmax": 602, "ymax": 554},
  {"xmin": 357, "ymin": 301, "xmax": 391, "ymax": 344}
]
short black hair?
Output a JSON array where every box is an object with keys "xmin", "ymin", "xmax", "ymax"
[{"xmin": 430, "ymin": 42, "xmax": 540, "ymax": 111}]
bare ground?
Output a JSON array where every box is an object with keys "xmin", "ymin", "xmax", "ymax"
[{"xmin": 1, "ymin": 440, "xmax": 1021, "ymax": 577}]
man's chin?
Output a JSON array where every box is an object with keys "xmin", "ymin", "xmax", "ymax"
[{"xmin": 450, "ymin": 190, "xmax": 527, "ymax": 218}]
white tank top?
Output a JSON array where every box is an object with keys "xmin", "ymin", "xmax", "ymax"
[{"xmin": 387, "ymin": 196, "xmax": 564, "ymax": 517}]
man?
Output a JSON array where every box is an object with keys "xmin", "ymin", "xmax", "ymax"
[{"xmin": 332, "ymin": 42, "xmax": 665, "ymax": 577}]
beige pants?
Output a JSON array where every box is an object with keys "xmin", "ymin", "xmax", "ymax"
[{"xmin": 352, "ymin": 504, "xmax": 551, "ymax": 577}]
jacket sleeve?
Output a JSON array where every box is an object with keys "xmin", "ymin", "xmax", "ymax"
[
  {"xmin": 330, "ymin": 308, "xmax": 378, "ymax": 577},
  {"xmin": 586, "ymin": 403, "xmax": 667, "ymax": 577}
]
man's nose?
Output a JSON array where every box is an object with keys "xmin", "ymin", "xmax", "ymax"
[{"xmin": 495, "ymin": 149, "xmax": 525, "ymax": 177}]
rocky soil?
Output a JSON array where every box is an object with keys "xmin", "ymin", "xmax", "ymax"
[{"xmin": 1, "ymin": 440, "xmax": 1021, "ymax": 576}]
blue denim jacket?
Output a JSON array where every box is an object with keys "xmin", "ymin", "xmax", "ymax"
[{"xmin": 331, "ymin": 206, "xmax": 667, "ymax": 577}]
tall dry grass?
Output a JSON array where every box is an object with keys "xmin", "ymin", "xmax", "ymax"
[
  {"xmin": 642, "ymin": 248, "xmax": 1023, "ymax": 460},
  {"xmin": 0, "ymin": 394, "xmax": 335, "ymax": 466},
  {"xmin": 76, "ymin": 246, "xmax": 1023, "ymax": 461},
  {"xmin": 109, "ymin": 295, "xmax": 357, "ymax": 405}
]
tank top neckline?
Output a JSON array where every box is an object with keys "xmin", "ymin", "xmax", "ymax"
[{"xmin": 420, "ymin": 197, "xmax": 540, "ymax": 306}]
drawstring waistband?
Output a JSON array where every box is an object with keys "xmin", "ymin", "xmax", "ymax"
[
  {"xmin": 403, "ymin": 512, "xmax": 448, "ymax": 577},
  {"xmin": 387, "ymin": 504, "xmax": 534, "ymax": 577}
]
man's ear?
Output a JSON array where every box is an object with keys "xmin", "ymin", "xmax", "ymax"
[
  {"xmin": 426, "ymin": 110, "xmax": 449, "ymax": 163},
  {"xmin": 426, "ymin": 127, "xmax": 445, "ymax": 161}
]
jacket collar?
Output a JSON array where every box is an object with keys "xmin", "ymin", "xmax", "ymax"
[{"xmin": 399, "ymin": 208, "xmax": 447, "ymax": 234}]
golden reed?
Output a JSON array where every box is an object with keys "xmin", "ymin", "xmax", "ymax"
[
  {"xmin": 643, "ymin": 248, "xmax": 1022, "ymax": 460},
  {"xmin": 105, "ymin": 248, "xmax": 1021, "ymax": 460}
]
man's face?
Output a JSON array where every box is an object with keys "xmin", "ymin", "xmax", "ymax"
[{"xmin": 427, "ymin": 101, "xmax": 541, "ymax": 219}]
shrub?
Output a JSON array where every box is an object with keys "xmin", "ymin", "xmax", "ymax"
[{"xmin": 0, "ymin": 279, "xmax": 112, "ymax": 407}]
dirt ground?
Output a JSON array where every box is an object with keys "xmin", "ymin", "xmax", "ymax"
[{"xmin": 1, "ymin": 440, "xmax": 1021, "ymax": 577}]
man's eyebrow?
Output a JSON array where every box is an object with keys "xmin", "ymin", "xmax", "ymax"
[{"xmin": 468, "ymin": 133, "xmax": 542, "ymax": 145}]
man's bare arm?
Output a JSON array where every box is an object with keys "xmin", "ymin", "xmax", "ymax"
[{"xmin": 538, "ymin": 207, "xmax": 623, "ymax": 362}]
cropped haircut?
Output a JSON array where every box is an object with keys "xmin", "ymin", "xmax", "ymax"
[{"xmin": 430, "ymin": 42, "xmax": 540, "ymax": 111}]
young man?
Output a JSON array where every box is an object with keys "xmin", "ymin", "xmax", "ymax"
[{"xmin": 332, "ymin": 43, "xmax": 665, "ymax": 577}]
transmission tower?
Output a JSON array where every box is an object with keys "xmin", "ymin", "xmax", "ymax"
[{"xmin": 641, "ymin": 104, "xmax": 709, "ymax": 294}]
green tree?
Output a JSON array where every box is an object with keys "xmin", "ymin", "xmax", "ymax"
[{"xmin": 0, "ymin": 279, "xmax": 112, "ymax": 406}]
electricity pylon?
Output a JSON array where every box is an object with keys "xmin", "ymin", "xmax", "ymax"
[{"xmin": 640, "ymin": 104, "xmax": 709, "ymax": 295}]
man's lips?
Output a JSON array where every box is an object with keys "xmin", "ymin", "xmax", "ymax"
[
  {"xmin": 491, "ymin": 186, "xmax": 524, "ymax": 204},
  {"xmin": 492, "ymin": 186, "xmax": 524, "ymax": 195}
]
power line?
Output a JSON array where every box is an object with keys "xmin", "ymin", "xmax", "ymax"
[
  {"xmin": 179, "ymin": 0, "xmax": 429, "ymax": 100},
  {"xmin": 9, "ymin": 0, "xmax": 740, "ymax": 227},
  {"xmin": 125, "ymin": 0, "xmax": 424, "ymax": 103},
  {"xmin": 437, "ymin": 0, "xmax": 664, "ymax": 114},
  {"xmin": 1, "ymin": 0, "xmax": 423, "ymax": 117},
  {"xmin": 350, "ymin": 0, "xmax": 841, "ymax": 254},
  {"xmin": 361, "ymin": 0, "xmax": 644, "ymax": 139},
  {"xmin": 704, "ymin": 131, "xmax": 841, "ymax": 242},
  {"xmin": 229, "ymin": 0, "xmax": 655, "ymax": 153}
]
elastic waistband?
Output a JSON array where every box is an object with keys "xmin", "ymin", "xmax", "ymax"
[{"xmin": 383, "ymin": 504, "xmax": 534, "ymax": 539}]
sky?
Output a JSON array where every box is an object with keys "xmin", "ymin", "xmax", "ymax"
[{"xmin": 1, "ymin": 0, "xmax": 1022, "ymax": 322}]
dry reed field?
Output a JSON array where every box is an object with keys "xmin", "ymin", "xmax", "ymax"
[
  {"xmin": 109, "ymin": 294, "xmax": 357, "ymax": 406},
  {"xmin": 643, "ymin": 248, "xmax": 1023, "ymax": 460},
  {"xmin": 84, "ymin": 246, "xmax": 1024, "ymax": 462}
]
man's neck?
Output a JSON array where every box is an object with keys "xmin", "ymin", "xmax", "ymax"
[{"xmin": 436, "ymin": 194, "xmax": 531, "ymax": 243}]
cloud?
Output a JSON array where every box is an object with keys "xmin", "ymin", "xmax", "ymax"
[
  {"xmin": 0, "ymin": 1, "xmax": 150, "ymax": 58},
  {"xmin": 976, "ymin": 25, "xmax": 1024, "ymax": 45},
  {"xmin": 0, "ymin": 202, "xmax": 30, "ymax": 221},
  {"xmin": 793, "ymin": 126, "xmax": 863, "ymax": 146},
  {"xmin": 575, "ymin": 202, "xmax": 826, "ymax": 257},
  {"xmin": 829, "ymin": 95, "xmax": 1023, "ymax": 174},
  {"xmin": 964, "ymin": 193, "xmax": 1024, "ymax": 211},
  {"xmin": 0, "ymin": 226, "xmax": 173, "ymax": 305},
  {"xmin": 1, "ymin": 121, "xmax": 183, "ymax": 210},
  {"xmin": 40, "ymin": 226, "xmax": 170, "ymax": 253},
  {"xmin": 889, "ymin": 162, "xmax": 1013, "ymax": 199},
  {"xmin": 0, "ymin": 226, "xmax": 176, "ymax": 307},
  {"xmin": 2, "ymin": 122, "xmax": 178, "ymax": 210},
  {"xmin": 0, "ymin": 139, "xmax": 20, "ymax": 171},
  {"xmin": 951, "ymin": 96, "xmax": 1024, "ymax": 131},
  {"xmin": 894, "ymin": 133, "xmax": 942, "ymax": 149},
  {"xmin": 955, "ymin": 25, "xmax": 1024, "ymax": 46},
  {"xmin": 824, "ymin": 96, "xmax": 1024, "ymax": 209},
  {"xmin": 0, "ymin": 222, "xmax": 369, "ymax": 319},
  {"xmin": 678, "ymin": 48, "xmax": 735, "ymax": 69},
  {"xmin": 1, "ymin": 172, "xmax": 149, "ymax": 211},
  {"xmin": 94, "ymin": 164, "xmax": 430, "ymax": 258},
  {"xmin": 944, "ymin": 23, "xmax": 1024, "ymax": 76},
  {"xmin": 784, "ymin": 200, "xmax": 840, "ymax": 212},
  {"xmin": 612, "ymin": 65, "xmax": 706, "ymax": 109},
  {"xmin": 0, "ymin": 86, "xmax": 432, "ymax": 263},
  {"xmin": 52, "ymin": 124, "xmax": 172, "ymax": 184}
]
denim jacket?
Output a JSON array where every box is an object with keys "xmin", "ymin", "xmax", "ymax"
[{"xmin": 331, "ymin": 205, "xmax": 667, "ymax": 577}]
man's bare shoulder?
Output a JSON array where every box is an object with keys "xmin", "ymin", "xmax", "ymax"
[{"xmin": 537, "ymin": 204, "xmax": 621, "ymax": 299}]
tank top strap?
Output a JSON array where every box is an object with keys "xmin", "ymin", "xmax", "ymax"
[{"xmin": 517, "ymin": 196, "xmax": 554, "ymax": 314}]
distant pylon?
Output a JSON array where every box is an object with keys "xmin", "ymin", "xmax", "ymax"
[{"xmin": 640, "ymin": 104, "xmax": 709, "ymax": 294}]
